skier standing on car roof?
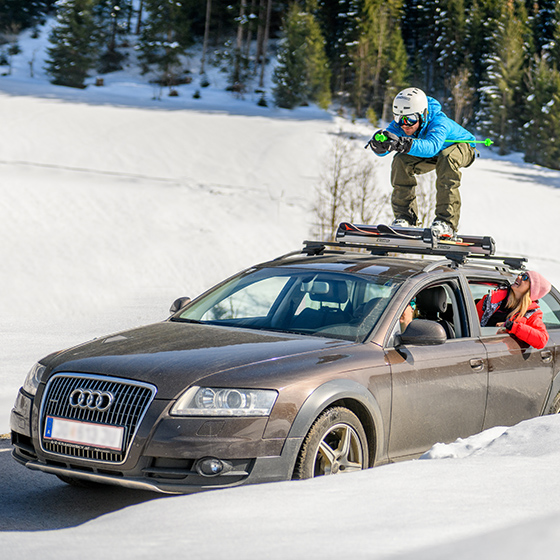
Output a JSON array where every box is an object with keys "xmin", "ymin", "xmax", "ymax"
[{"xmin": 366, "ymin": 87, "xmax": 476, "ymax": 239}]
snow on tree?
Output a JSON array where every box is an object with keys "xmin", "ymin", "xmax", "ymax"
[
  {"xmin": 272, "ymin": 2, "xmax": 331, "ymax": 110},
  {"xmin": 45, "ymin": 0, "xmax": 100, "ymax": 88},
  {"xmin": 479, "ymin": 0, "xmax": 529, "ymax": 154},
  {"xmin": 137, "ymin": 0, "xmax": 192, "ymax": 90}
]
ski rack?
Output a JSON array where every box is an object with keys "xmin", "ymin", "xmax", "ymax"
[
  {"xmin": 298, "ymin": 222, "xmax": 527, "ymax": 271},
  {"xmin": 336, "ymin": 222, "xmax": 496, "ymax": 256}
]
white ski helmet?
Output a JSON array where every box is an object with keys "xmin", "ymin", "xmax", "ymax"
[{"xmin": 393, "ymin": 87, "xmax": 428, "ymax": 123}]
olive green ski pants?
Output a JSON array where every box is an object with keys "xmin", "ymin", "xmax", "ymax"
[{"xmin": 390, "ymin": 142, "xmax": 475, "ymax": 231}]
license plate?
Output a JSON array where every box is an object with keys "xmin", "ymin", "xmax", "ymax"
[{"xmin": 44, "ymin": 416, "xmax": 124, "ymax": 451}]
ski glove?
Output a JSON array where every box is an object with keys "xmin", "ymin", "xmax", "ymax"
[
  {"xmin": 366, "ymin": 130, "xmax": 393, "ymax": 154},
  {"xmin": 384, "ymin": 131, "xmax": 413, "ymax": 154}
]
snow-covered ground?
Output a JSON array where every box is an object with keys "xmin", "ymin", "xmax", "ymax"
[{"xmin": 2, "ymin": 21, "xmax": 560, "ymax": 558}]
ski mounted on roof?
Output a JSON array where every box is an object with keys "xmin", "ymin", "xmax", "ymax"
[{"xmin": 297, "ymin": 222, "xmax": 527, "ymax": 271}]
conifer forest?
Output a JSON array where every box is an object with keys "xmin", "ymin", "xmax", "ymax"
[{"xmin": 1, "ymin": 0, "xmax": 560, "ymax": 169}]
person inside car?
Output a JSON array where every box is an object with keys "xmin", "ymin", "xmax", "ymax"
[
  {"xmin": 476, "ymin": 270, "xmax": 551, "ymax": 349},
  {"xmin": 399, "ymin": 299, "xmax": 417, "ymax": 333}
]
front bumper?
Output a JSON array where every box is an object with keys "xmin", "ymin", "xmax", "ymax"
[
  {"xmin": 11, "ymin": 437, "xmax": 304, "ymax": 494},
  {"xmin": 11, "ymin": 387, "xmax": 303, "ymax": 494}
]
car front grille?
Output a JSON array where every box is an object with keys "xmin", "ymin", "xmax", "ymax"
[{"xmin": 40, "ymin": 373, "xmax": 157, "ymax": 464}]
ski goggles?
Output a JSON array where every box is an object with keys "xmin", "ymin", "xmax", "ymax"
[{"xmin": 395, "ymin": 114, "xmax": 419, "ymax": 127}]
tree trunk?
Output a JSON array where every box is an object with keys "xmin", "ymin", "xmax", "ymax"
[
  {"xmin": 259, "ymin": 0, "xmax": 272, "ymax": 88},
  {"xmin": 234, "ymin": 0, "xmax": 247, "ymax": 84},
  {"xmin": 200, "ymin": 0, "xmax": 212, "ymax": 74},
  {"xmin": 135, "ymin": 0, "xmax": 144, "ymax": 35}
]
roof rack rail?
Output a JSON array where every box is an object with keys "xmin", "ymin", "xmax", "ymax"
[{"xmin": 293, "ymin": 223, "xmax": 528, "ymax": 271}]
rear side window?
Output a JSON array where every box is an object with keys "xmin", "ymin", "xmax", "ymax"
[
  {"xmin": 540, "ymin": 292, "xmax": 560, "ymax": 329},
  {"xmin": 468, "ymin": 279, "xmax": 560, "ymax": 330}
]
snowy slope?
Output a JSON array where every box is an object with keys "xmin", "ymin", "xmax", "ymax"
[{"xmin": 1, "ymin": 21, "xmax": 560, "ymax": 559}]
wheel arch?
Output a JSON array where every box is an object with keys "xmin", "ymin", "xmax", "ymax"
[{"xmin": 286, "ymin": 379, "xmax": 386, "ymax": 469}]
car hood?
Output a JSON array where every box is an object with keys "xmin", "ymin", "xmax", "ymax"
[{"xmin": 43, "ymin": 321, "xmax": 352, "ymax": 399}]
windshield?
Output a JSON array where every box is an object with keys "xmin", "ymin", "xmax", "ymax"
[{"xmin": 172, "ymin": 267, "xmax": 402, "ymax": 342}]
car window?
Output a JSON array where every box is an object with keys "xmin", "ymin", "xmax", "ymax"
[
  {"xmin": 389, "ymin": 281, "xmax": 469, "ymax": 345},
  {"xmin": 466, "ymin": 280, "xmax": 506, "ymax": 335},
  {"xmin": 200, "ymin": 276, "xmax": 290, "ymax": 321},
  {"xmin": 467, "ymin": 278, "xmax": 560, "ymax": 332},
  {"xmin": 540, "ymin": 292, "xmax": 560, "ymax": 329},
  {"xmin": 173, "ymin": 267, "xmax": 403, "ymax": 342}
]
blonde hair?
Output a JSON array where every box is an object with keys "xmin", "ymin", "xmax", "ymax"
[{"xmin": 506, "ymin": 289, "xmax": 532, "ymax": 321}]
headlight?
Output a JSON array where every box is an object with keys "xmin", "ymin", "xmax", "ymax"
[
  {"xmin": 22, "ymin": 363, "xmax": 46, "ymax": 396},
  {"xmin": 171, "ymin": 387, "xmax": 278, "ymax": 417}
]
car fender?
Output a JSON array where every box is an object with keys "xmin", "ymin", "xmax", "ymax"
[{"xmin": 285, "ymin": 378, "xmax": 386, "ymax": 466}]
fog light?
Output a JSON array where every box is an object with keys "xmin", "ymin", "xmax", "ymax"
[{"xmin": 196, "ymin": 457, "xmax": 225, "ymax": 477}]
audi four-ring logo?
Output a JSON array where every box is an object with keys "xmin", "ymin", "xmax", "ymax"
[{"xmin": 69, "ymin": 388, "xmax": 115, "ymax": 412}]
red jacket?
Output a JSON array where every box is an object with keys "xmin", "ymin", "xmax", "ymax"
[{"xmin": 476, "ymin": 288, "xmax": 549, "ymax": 349}]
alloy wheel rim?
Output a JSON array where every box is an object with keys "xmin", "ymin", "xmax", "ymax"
[{"xmin": 313, "ymin": 423, "xmax": 364, "ymax": 476}]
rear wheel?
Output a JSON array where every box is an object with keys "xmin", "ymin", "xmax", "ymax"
[{"xmin": 294, "ymin": 407, "xmax": 368, "ymax": 479}]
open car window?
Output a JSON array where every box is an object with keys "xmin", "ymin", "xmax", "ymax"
[{"xmin": 466, "ymin": 280, "xmax": 506, "ymax": 335}]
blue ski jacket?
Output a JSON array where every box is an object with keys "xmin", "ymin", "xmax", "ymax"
[{"xmin": 381, "ymin": 97, "xmax": 475, "ymax": 158}]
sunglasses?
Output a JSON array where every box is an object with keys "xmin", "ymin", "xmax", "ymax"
[
  {"xmin": 519, "ymin": 272, "xmax": 530, "ymax": 282},
  {"xmin": 409, "ymin": 299, "xmax": 417, "ymax": 310},
  {"xmin": 396, "ymin": 114, "xmax": 419, "ymax": 127}
]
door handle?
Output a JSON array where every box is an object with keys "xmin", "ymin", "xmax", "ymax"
[
  {"xmin": 470, "ymin": 358, "xmax": 485, "ymax": 371},
  {"xmin": 541, "ymin": 350, "xmax": 553, "ymax": 364}
]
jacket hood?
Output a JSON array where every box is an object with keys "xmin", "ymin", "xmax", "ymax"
[{"xmin": 424, "ymin": 96, "xmax": 442, "ymax": 126}]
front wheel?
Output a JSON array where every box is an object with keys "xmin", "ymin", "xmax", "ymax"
[{"xmin": 294, "ymin": 407, "xmax": 369, "ymax": 479}]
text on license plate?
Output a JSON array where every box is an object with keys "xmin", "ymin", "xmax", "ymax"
[{"xmin": 44, "ymin": 416, "xmax": 124, "ymax": 451}]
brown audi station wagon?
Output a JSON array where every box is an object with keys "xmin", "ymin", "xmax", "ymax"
[{"xmin": 10, "ymin": 223, "xmax": 560, "ymax": 493}]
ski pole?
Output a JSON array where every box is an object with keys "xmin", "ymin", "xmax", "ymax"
[
  {"xmin": 367, "ymin": 132, "xmax": 493, "ymax": 147},
  {"xmin": 445, "ymin": 138, "xmax": 494, "ymax": 146}
]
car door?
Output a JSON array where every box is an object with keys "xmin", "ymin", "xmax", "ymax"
[
  {"xmin": 385, "ymin": 279, "xmax": 488, "ymax": 460},
  {"xmin": 467, "ymin": 279, "xmax": 555, "ymax": 429}
]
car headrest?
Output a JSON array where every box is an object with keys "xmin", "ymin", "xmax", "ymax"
[
  {"xmin": 305, "ymin": 280, "xmax": 348, "ymax": 304},
  {"xmin": 416, "ymin": 286, "xmax": 447, "ymax": 315}
]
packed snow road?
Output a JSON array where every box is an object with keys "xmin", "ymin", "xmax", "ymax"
[{"xmin": 0, "ymin": 437, "xmax": 162, "ymax": 531}]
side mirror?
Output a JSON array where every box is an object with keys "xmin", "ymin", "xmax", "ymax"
[
  {"xmin": 170, "ymin": 297, "xmax": 191, "ymax": 314},
  {"xmin": 399, "ymin": 319, "xmax": 447, "ymax": 346}
]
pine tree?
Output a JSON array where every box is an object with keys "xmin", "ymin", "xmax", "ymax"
[
  {"xmin": 464, "ymin": 0, "xmax": 502, "ymax": 113},
  {"xmin": 351, "ymin": 0, "xmax": 406, "ymax": 118},
  {"xmin": 45, "ymin": 0, "xmax": 99, "ymax": 88},
  {"xmin": 524, "ymin": 55, "xmax": 560, "ymax": 169},
  {"xmin": 272, "ymin": 3, "xmax": 331, "ymax": 109},
  {"xmin": 0, "ymin": 0, "xmax": 52, "ymax": 31},
  {"xmin": 480, "ymin": 0, "xmax": 529, "ymax": 154},
  {"xmin": 549, "ymin": 1, "xmax": 560, "ymax": 66},
  {"xmin": 434, "ymin": 0, "xmax": 466, "ymax": 98},
  {"xmin": 137, "ymin": 0, "xmax": 192, "ymax": 87},
  {"xmin": 95, "ymin": 0, "xmax": 131, "ymax": 74},
  {"xmin": 313, "ymin": 0, "xmax": 361, "ymax": 100},
  {"xmin": 528, "ymin": 0, "xmax": 557, "ymax": 56}
]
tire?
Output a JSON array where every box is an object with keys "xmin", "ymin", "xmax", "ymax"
[
  {"xmin": 294, "ymin": 407, "xmax": 369, "ymax": 479},
  {"xmin": 549, "ymin": 391, "xmax": 560, "ymax": 414}
]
